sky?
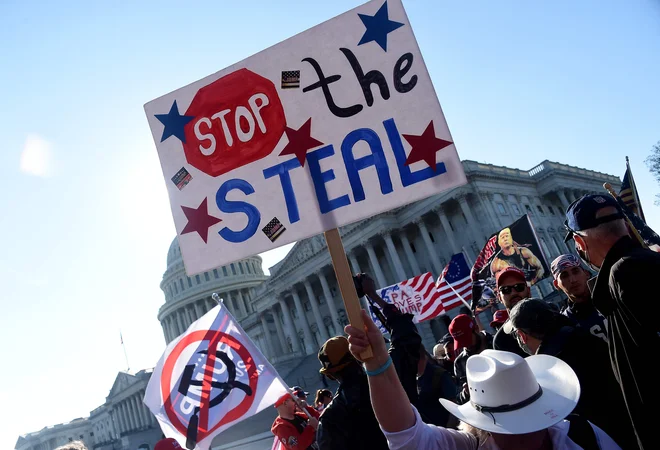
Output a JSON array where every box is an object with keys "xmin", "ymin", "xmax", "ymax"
[{"xmin": 1, "ymin": 0, "xmax": 659, "ymax": 448}]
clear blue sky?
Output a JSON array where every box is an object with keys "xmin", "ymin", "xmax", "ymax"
[{"xmin": 1, "ymin": 0, "xmax": 659, "ymax": 447}]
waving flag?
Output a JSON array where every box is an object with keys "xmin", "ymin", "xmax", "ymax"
[
  {"xmin": 369, "ymin": 272, "xmax": 445, "ymax": 329},
  {"xmin": 619, "ymin": 157, "xmax": 645, "ymax": 221},
  {"xmin": 418, "ymin": 253, "xmax": 472, "ymax": 321},
  {"xmin": 144, "ymin": 299, "xmax": 288, "ymax": 450}
]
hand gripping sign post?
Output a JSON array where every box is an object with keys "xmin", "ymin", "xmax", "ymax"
[
  {"xmin": 144, "ymin": 294, "xmax": 290, "ymax": 450},
  {"xmin": 145, "ymin": 0, "xmax": 467, "ymax": 356}
]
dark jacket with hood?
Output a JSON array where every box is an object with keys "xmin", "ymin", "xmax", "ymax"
[
  {"xmin": 537, "ymin": 323, "xmax": 637, "ymax": 449},
  {"xmin": 589, "ymin": 236, "xmax": 660, "ymax": 450}
]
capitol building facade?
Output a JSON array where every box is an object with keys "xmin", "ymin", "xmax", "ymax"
[
  {"xmin": 16, "ymin": 159, "xmax": 621, "ymax": 450},
  {"xmin": 156, "ymin": 159, "xmax": 621, "ymax": 365}
]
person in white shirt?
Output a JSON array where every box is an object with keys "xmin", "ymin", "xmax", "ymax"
[{"xmin": 344, "ymin": 310, "xmax": 621, "ymax": 450}]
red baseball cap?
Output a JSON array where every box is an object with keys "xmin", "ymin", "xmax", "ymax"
[
  {"xmin": 495, "ymin": 267, "xmax": 526, "ymax": 288},
  {"xmin": 274, "ymin": 392, "xmax": 292, "ymax": 408},
  {"xmin": 490, "ymin": 310, "xmax": 509, "ymax": 328},
  {"xmin": 155, "ymin": 439, "xmax": 182, "ymax": 450},
  {"xmin": 449, "ymin": 314, "xmax": 475, "ymax": 353}
]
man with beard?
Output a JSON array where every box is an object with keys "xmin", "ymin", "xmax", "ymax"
[
  {"xmin": 492, "ymin": 267, "xmax": 530, "ymax": 358},
  {"xmin": 490, "ymin": 227, "xmax": 545, "ymax": 283},
  {"xmin": 551, "ymin": 254, "xmax": 608, "ymax": 342},
  {"xmin": 565, "ymin": 194, "xmax": 660, "ymax": 449}
]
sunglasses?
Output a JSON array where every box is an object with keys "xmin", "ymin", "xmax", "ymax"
[{"xmin": 498, "ymin": 283, "xmax": 527, "ymax": 295}]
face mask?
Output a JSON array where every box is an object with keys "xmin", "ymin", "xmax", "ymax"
[
  {"xmin": 577, "ymin": 245, "xmax": 599, "ymax": 272},
  {"xmin": 514, "ymin": 330, "xmax": 533, "ymax": 355}
]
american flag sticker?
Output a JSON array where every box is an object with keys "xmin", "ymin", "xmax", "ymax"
[
  {"xmin": 281, "ymin": 70, "xmax": 300, "ymax": 89},
  {"xmin": 263, "ymin": 217, "xmax": 286, "ymax": 242},
  {"xmin": 171, "ymin": 167, "xmax": 192, "ymax": 190}
]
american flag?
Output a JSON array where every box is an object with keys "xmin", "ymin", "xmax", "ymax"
[
  {"xmin": 281, "ymin": 70, "xmax": 300, "ymax": 89},
  {"xmin": 262, "ymin": 217, "xmax": 286, "ymax": 242},
  {"xmin": 417, "ymin": 254, "xmax": 472, "ymax": 321},
  {"xmin": 369, "ymin": 272, "xmax": 438, "ymax": 330}
]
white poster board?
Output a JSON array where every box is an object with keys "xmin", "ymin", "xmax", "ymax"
[{"xmin": 145, "ymin": 0, "xmax": 467, "ymax": 275}]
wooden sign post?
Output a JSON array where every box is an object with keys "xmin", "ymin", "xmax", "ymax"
[{"xmin": 324, "ymin": 228, "xmax": 373, "ymax": 360}]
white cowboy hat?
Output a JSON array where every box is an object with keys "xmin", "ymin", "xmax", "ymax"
[{"xmin": 440, "ymin": 350, "xmax": 580, "ymax": 434}]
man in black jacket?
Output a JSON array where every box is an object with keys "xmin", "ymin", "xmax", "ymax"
[
  {"xmin": 510, "ymin": 298, "xmax": 637, "ymax": 449},
  {"xmin": 565, "ymin": 194, "xmax": 660, "ymax": 450},
  {"xmin": 316, "ymin": 336, "xmax": 388, "ymax": 450}
]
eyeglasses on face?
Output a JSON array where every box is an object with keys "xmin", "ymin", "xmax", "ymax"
[{"xmin": 498, "ymin": 283, "xmax": 527, "ymax": 295}]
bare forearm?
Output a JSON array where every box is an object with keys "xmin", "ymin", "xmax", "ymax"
[{"xmin": 364, "ymin": 363, "xmax": 415, "ymax": 432}]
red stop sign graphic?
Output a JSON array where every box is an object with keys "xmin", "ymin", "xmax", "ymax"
[
  {"xmin": 183, "ymin": 69, "xmax": 286, "ymax": 177},
  {"xmin": 161, "ymin": 330, "xmax": 259, "ymax": 442}
]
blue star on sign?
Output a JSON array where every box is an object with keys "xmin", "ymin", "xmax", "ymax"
[
  {"xmin": 357, "ymin": 1, "xmax": 405, "ymax": 52},
  {"xmin": 155, "ymin": 100, "xmax": 195, "ymax": 143}
]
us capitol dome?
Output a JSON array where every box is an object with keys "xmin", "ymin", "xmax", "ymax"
[{"xmin": 157, "ymin": 237, "xmax": 268, "ymax": 343}]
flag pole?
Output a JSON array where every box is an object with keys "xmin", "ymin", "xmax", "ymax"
[
  {"xmin": 324, "ymin": 228, "xmax": 373, "ymax": 360},
  {"xmin": 120, "ymin": 331, "xmax": 130, "ymax": 372}
]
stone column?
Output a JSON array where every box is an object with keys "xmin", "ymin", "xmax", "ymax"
[
  {"xmin": 399, "ymin": 233, "xmax": 421, "ymax": 275},
  {"xmin": 237, "ymin": 290, "xmax": 250, "ymax": 315},
  {"xmin": 384, "ymin": 232, "xmax": 407, "ymax": 280},
  {"xmin": 557, "ymin": 190, "xmax": 571, "ymax": 211},
  {"xmin": 318, "ymin": 271, "xmax": 341, "ymax": 333},
  {"xmin": 291, "ymin": 289, "xmax": 314, "ymax": 354},
  {"xmin": 116, "ymin": 403, "xmax": 126, "ymax": 433},
  {"xmin": 458, "ymin": 194, "xmax": 484, "ymax": 241},
  {"xmin": 348, "ymin": 253, "xmax": 370, "ymax": 310},
  {"xmin": 415, "ymin": 219, "xmax": 442, "ymax": 275},
  {"xmin": 475, "ymin": 190, "xmax": 499, "ymax": 232},
  {"xmin": 304, "ymin": 279, "xmax": 330, "ymax": 343},
  {"xmin": 120, "ymin": 402, "xmax": 130, "ymax": 432},
  {"xmin": 225, "ymin": 291, "xmax": 236, "ymax": 317},
  {"xmin": 259, "ymin": 314, "xmax": 274, "ymax": 358},
  {"xmin": 272, "ymin": 308, "xmax": 287, "ymax": 356},
  {"xmin": 131, "ymin": 396, "xmax": 143, "ymax": 429},
  {"xmin": 278, "ymin": 296, "xmax": 301, "ymax": 353},
  {"xmin": 187, "ymin": 305, "xmax": 196, "ymax": 323},
  {"xmin": 165, "ymin": 318, "xmax": 173, "ymax": 341},
  {"xmin": 171, "ymin": 314, "xmax": 181, "ymax": 337},
  {"xmin": 176, "ymin": 310, "xmax": 186, "ymax": 336},
  {"xmin": 365, "ymin": 242, "xmax": 387, "ymax": 287},
  {"xmin": 436, "ymin": 210, "xmax": 460, "ymax": 254},
  {"xmin": 138, "ymin": 390, "xmax": 150, "ymax": 429},
  {"xmin": 162, "ymin": 321, "xmax": 170, "ymax": 343},
  {"xmin": 206, "ymin": 297, "xmax": 215, "ymax": 311},
  {"xmin": 348, "ymin": 252, "xmax": 362, "ymax": 274},
  {"xmin": 128, "ymin": 399, "xmax": 138, "ymax": 430},
  {"xmin": 194, "ymin": 301, "xmax": 203, "ymax": 319},
  {"xmin": 566, "ymin": 190, "xmax": 577, "ymax": 203},
  {"xmin": 485, "ymin": 192, "xmax": 505, "ymax": 228}
]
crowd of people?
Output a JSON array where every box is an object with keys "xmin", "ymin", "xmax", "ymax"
[{"xmin": 268, "ymin": 194, "xmax": 660, "ymax": 450}]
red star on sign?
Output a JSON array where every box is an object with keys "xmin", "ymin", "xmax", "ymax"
[
  {"xmin": 278, "ymin": 118, "xmax": 324, "ymax": 166},
  {"xmin": 402, "ymin": 121, "xmax": 453, "ymax": 171},
  {"xmin": 180, "ymin": 198, "xmax": 222, "ymax": 243}
]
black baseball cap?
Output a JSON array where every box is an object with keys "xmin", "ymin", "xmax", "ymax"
[{"xmin": 564, "ymin": 194, "xmax": 623, "ymax": 242}]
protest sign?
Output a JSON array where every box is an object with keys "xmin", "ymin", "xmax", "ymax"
[
  {"xmin": 144, "ymin": 300, "xmax": 288, "ymax": 450},
  {"xmin": 471, "ymin": 215, "xmax": 550, "ymax": 309},
  {"xmin": 145, "ymin": 0, "xmax": 466, "ymax": 275}
]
